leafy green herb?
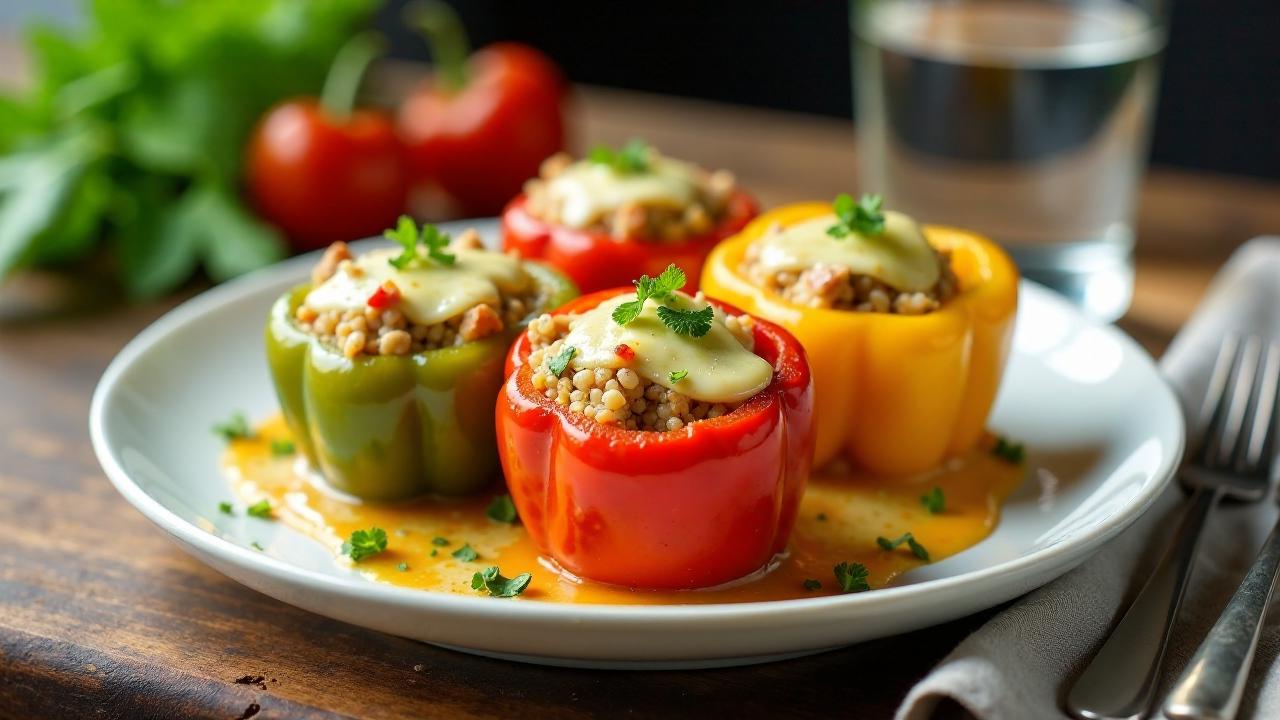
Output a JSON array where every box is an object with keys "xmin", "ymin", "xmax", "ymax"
[
  {"xmin": 548, "ymin": 346, "xmax": 576, "ymax": 377},
  {"xmin": 342, "ymin": 527, "xmax": 387, "ymax": 562},
  {"xmin": 486, "ymin": 495, "xmax": 519, "ymax": 524},
  {"xmin": 212, "ymin": 411, "xmax": 251, "ymax": 441},
  {"xmin": 803, "ymin": 579, "xmax": 822, "ymax": 591},
  {"xmin": 921, "ymin": 487, "xmax": 945, "ymax": 514},
  {"xmin": 876, "ymin": 532, "xmax": 930, "ymax": 562},
  {"xmin": 656, "ymin": 304, "xmax": 714, "ymax": 337},
  {"xmin": 386, "ymin": 215, "xmax": 456, "ymax": 269},
  {"xmin": 246, "ymin": 499, "xmax": 273, "ymax": 519},
  {"xmin": 588, "ymin": 138, "xmax": 651, "ymax": 174},
  {"xmin": 451, "ymin": 543, "xmax": 478, "ymax": 562},
  {"xmin": 218, "ymin": 501, "xmax": 234, "ymax": 516},
  {"xmin": 430, "ymin": 549, "xmax": 438, "ymax": 557},
  {"xmin": 270, "ymin": 439, "xmax": 295, "ymax": 457},
  {"xmin": 0, "ymin": 1, "xmax": 373, "ymax": 296},
  {"xmin": 431, "ymin": 536, "xmax": 450, "ymax": 546},
  {"xmin": 992, "ymin": 436, "xmax": 1026, "ymax": 464},
  {"xmin": 470, "ymin": 566, "xmax": 533, "ymax": 598},
  {"xmin": 833, "ymin": 562, "xmax": 870, "ymax": 593},
  {"xmin": 826, "ymin": 193, "xmax": 886, "ymax": 238},
  {"xmin": 397, "ymin": 562, "xmax": 409, "ymax": 572},
  {"xmin": 250, "ymin": 541, "xmax": 264, "ymax": 552},
  {"xmin": 668, "ymin": 369, "xmax": 689, "ymax": 383},
  {"xmin": 611, "ymin": 264, "xmax": 686, "ymax": 325}
]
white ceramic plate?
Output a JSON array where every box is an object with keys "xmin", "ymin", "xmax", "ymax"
[{"xmin": 90, "ymin": 219, "xmax": 1184, "ymax": 669}]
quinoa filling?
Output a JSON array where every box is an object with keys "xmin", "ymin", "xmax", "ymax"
[
  {"xmin": 522, "ymin": 147, "xmax": 738, "ymax": 242},
  {"xmin": 295, "ymin": 232, "xmax": 540, "ymax": 358},
  {"xmin": 524, "ymin": 303, "xmax": 760, "ymax": 432}
]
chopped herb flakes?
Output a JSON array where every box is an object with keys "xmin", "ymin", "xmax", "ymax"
[
  {"xmin": 250, "ymin": 541, "xmax": 264, "ymax": 551},
  {"xmin": 876, "ymin": 532, "xmax": 930, "ymax": 562},
  {"xmin": 342, "ymin": 527, "xmax": 388, "ymax": 562},
  {"xmin": 451, "ymin": 543, "xmax": 478, "ymax": 562},
  {"xmin": 486, "ymin": 495, "xmax": 519, "ymax": 524},
  {"xmin": 246, "ymin": 499, "xmax": 273, "ymax": 519},
  {"xmin": 269, "ymin": 439, "xmax": 295, "ymax": 457},
  {"xmin": 992, "ymin": 436, "xmax": 1026, "ymax": 464},
  {"xmin": 397, "ymin": 562, "xmax": 409, "ymax": 572},
  {"xmin": 668, "ymin": 369, "xmax": 689, "ymax": 383},
  {"xmin": 803, "ymin": 579, "xmax": 822, "ymax": 591},
  {"xmin": 431, "ymin": 536, "xmax": 450, "ymax": 546},
  {"xmin": 834, "ymin": 562, "xmax": 870, "ymax": 593},
  {"xmin": 548, "ymin": 346, "xmax": 576, "ymax": 377},
  {"xmin": 921, "ymin": 487, "xmax": 945, "ymax": 514},
  {"xmin": 218, "ymin": 501, "xmax": 234, "ymax": 515},
  {"xmin": 471, "ymin": 566, "xmax": 532, "ymax": 598},
  {"xmin": 212, "ymin": 411, "xmax": 251, "ymax": 441}
]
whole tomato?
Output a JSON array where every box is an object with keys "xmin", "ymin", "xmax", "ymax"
[
  {"xmin": 398, "ymin": 3, "xmax": 565, "ymax": 218},
  {"xmin": 246, "ymin": 35, "xmax": 407, "ymax": 251}
]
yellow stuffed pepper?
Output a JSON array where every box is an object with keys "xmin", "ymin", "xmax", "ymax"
[{"xmin": 701, "ymin": 195, "xmax": 1018, "ymax": 476}]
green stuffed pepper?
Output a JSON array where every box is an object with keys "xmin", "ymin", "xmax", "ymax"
[{"xmin": 266, "ymin": 220, "xmax": 577, "ymax": 501}]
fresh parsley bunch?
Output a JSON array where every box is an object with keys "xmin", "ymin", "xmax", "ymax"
[{"xmin": 611, "ymin": 264, "xmax": 714, "ymax": 337}]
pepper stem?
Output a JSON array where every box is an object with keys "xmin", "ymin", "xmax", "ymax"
[
  {"xmin": 320, "ymin": 32, "xmax": 384, "ymax": 119},
  {"xmin": 405, "ymin": 0, "xmax": 470, "ymax": 92}
]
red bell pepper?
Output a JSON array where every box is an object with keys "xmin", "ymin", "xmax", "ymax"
[
  {"xmin": 496, "ymin": 289, "xmax": 814, "ymax": 589},
  {"xmin": 397, "ymin": 2, "xmax": 565, "ymax": 218},
  {"xmin": 501, "ymin": 189, "xmax": 758, "ymax": 295}
]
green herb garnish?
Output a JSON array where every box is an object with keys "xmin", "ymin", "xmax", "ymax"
[
  {"xmin": 385, "ymin": 215, "xmax": 456, "ymax": 269},
  {"xmin": 431, "ymin": 536, "xmax": 450, "ymax": 547},
  {"xmin": 992, "ymin": 436, "xmax": 1026, "ymax": 464},
  {"xmin": 833, "ymin": 562, "xmax": 870, "ymax": 593},
  {"xmin": 212, "ymin": 411, "xmax": 251, "ymax": 441},
  {"xmin": 486, "ymin": 495, "xmax": 519, "ymax": 524},
  {"xmin": 668, "ymin": 369, "xmax": 688, "ymax": 383},
  {"xmin": 588, "ymin": 138, "xmax": 651, "ymax": 174},
  {"xmin": 548, "ymin": 346, "xmax": 576, "ymax": 377},
  {"xmin": 471, "ymin": 566, "xmax": 533, "ymax": 598},
  {"xmin": 826, "ymin": 193, "xmax": 885, "ymax": 238},
  {"xmin": 921, "ymin": 487, "xmax": 945, "ymax": 514},
  {"xmin": 451, "ymin": 543, "xmax": 478, "ymax": 562},
  {"xmin": 269, "ymin": 439, "xmax": 295, "ymax": 457},
  {"xmin": 612, "ymin": 264, "xmax": 713, "ymax": 338},
  {"xmin": 342, "ymin": 527, "xmax": 388, "ymax": 562},
  {"xmin": 656, "ymin": 304, "xmax": 714, "ymax": 337},
  {"xmin": 246, "ymin": 499, "xmax": 273, "ymax": 519},
  {"xmin": 250, "ymin": 541, "xmax": 264, "ymax": 551},
  {"xmin": 430, "ymin": 549, "xmax": 438, "ymax": 557},
  {"xmin": 397, "ymin": 562, "xmax": 409, "ymax": 572},
  {"xmin": 803, "ymin": 579, "xmax": 822, "ymax": 591},
  {"xmin": 218, "ymin": 501, "xmax": 234, "ymax": 516},
  {"xmin": 876, "ymin": 532, "xmax": 930, "ymax": 562}
]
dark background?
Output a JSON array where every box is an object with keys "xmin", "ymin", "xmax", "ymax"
[{"xmin": 377, "ymin": 0, "xmax": 1280, "ymax": 180}]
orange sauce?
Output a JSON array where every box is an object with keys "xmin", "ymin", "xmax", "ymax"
[{"xmin": 224, "ymin": 415, "xmax": 1023, "ymax": 604}]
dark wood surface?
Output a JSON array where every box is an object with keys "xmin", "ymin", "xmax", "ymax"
[{"xmin": 2, "ymin": 85, "xmax": 1279, "ymax": 719}]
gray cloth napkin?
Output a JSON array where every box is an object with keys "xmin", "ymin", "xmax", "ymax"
[{"xmin": 897, "ymin": 238, "xmax": 1280, "ymax": 720}]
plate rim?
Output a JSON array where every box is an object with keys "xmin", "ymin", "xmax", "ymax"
[{"xmin": 89, "ymin": 228, "xmax": 1186, "ymax": 626}]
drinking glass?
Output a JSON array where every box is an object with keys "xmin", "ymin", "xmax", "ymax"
[{"xmin": 853, "ymin": 0, "xmax": 1168, "ymax": 321}]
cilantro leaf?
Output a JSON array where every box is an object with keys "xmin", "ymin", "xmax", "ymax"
[
  {"xmin": 650, "ymin": 264, "xmax": 686, "ymax": 299},
  {"xmin": 419, "ymin": 223, "xmax": 456, "ymax": 266},
  {"xmin": 246, "ymin": 499, "xmax": 273, "ymax": 519},
  {"xmin": 992, "ymin": 436, "xmax": 1026, "ymax": 464},
  {"xmin": 548, "ymin": 346, "xmax": 576, "ymax": 377},
  {"xmin": 668, "ymin": 369, "xmax": 688, "ymax": 383},
  {"xmin": 431, "ymin": 536, "xmax": 450, "ymax": 546},
  {"xmin": 385, "ymin": 216, "xmax": 456, "ymax": 269},
  {"xmin": 827, "ymin": 193, "xmax": 886, "ymax": 238},
  {"xmin": 471, "ymin": 566, "xmax": 533, "ymax": 598},
  {"xmin": 218, "ymin": 501, "xmax": 233, "ymax": 515},
  {"xmin": 803, "ymin": 579, "xmax": 822, "ymax": 591},
  {"xmin": 451, "ymin": 543, "xmax": 479, "ymax": 562},
  {"xmin": 613, "ymin": 264, "xmax": 689, "ymax": 327},
  {"xmin": 610, "ymin": 300, "xmax": 644, "ymax": 326},
  {"xmin": 656, "ymin": 305, "xmax": 714, "ymax": 337},
  {"xmin": 342, "ymin": 527, "xmax": 388, "ymax": 562},
  {"xmin": 270, "ymin": 439, "xmax": 295, "ymax": 457},
  {"xmin": 588, "ymin": 138, "xmax": 651, "ymax": 174},
  {"xmin": 833, "ymin": 562, "xmax": 870, "ymax": 593},
  {"xmin": 921, "ymin": 487, "xmax": 945, "ymax": 514},
  {"xmin": 212, "ymin": 411, "xmax": 251, "ymax": 441},
  {"xmin": 876, "ymin": 532, "xmax": 931, "ymax": 562},
  {"xmin": 486, "ymin": 495, "xmax": 519, "ymax": 524}
]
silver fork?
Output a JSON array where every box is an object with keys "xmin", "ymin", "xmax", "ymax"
[
  {"xmin": 1067, "ymin": 335, "xmax": 1279, "ymax": 720},
  {"xmin": 1165, "ymin": 338, "xmax": 1280, "ymax": 720}
]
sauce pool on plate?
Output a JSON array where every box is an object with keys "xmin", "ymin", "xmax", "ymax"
[{"xmin": 223, "ymin": 416, "xmax": 1023, "ymax": 603}]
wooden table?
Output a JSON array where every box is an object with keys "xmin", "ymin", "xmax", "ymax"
[{"xmin": 3, "ymin": 86, "xmax": 1279, "ymax": 720}]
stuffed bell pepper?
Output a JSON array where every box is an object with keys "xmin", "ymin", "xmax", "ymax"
[
  {"xmin": 701, "ymin": 196, "xmax": 1018, "ymax": 477},
  {"xmin": 267, "ymin": 218, "xmax": 576, "ymax": 501},
  {"xmin": 496, "ymin": 265, "xmax": 814, "ymax": 589},
  {"xmin": 501, "ymin": 140, "xmax": 758, "ymax": 294}
]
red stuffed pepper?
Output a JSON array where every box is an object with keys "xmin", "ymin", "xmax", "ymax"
[
  {"xmin": 496, "ymin": 265, "xmax": 813, "ymax": 589},
  {"xmin": 501, "ymin": 140, "xmax": 758, "ymax": 295}
]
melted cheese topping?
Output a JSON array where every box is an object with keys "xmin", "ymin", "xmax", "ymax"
[
  {"xmin": 560, "ymin": 292, "xmax": 774, "ymax": 405},
  {"xmin": 304, "ymin": 248, "xmax": 531, "ymax": 326},
  {"xmin": 753, "ymin": 211, "xmax": 941, "ymax": 292},
  {"xmin": 545, "ymin": 156, "xmax": 703, "ymax": 228}
]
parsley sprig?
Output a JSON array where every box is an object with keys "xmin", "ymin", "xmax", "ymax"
[
  {"xmin": 471, "ymin": 566, "xmax": 533, "ymax": 598},
  {"xmin": 992, "ymin": 436, "xmax": 1026, "ymax": 464},
  {"xmin": 212, "ymin": 411, "xmax": 252, "ymax": 441},
  {"xmin": 588, "ymin": 139, "xmax": 651, "ymax": 174},
  {"xmin": 612, "ymin": 264, "xmax": 714, "ymax": 338},
  {"xmin": 826, "ymin": 193, "xmax": 886, "ymax": 239},
  {"xmin": 921, "ymin": 487, "xmax": 945, "ymax": 514},
  {"xmin": 385, "ymin": 215, "xmax": 456, "ymax": 269},
  {"xmin": 834, "ymin": 562, "xmax": 870, "ymax": 593},
  {"xmin": 342, "ymin": 527, "xmax": 388, "ymax": 562},
  {"xmin": 451, "ymin": 543, "xmax": 479, "ymax": 562},
  {"xmin": 548, "ymin": 346, "xmax": 576, "ymax": 377},
  {"xmin": 486, "ymin": 495, "xmax": 519, "ymax": 524},
  {"xmin": 876, "ymin": 532, "xmax": 930, "ymax": 561}
]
